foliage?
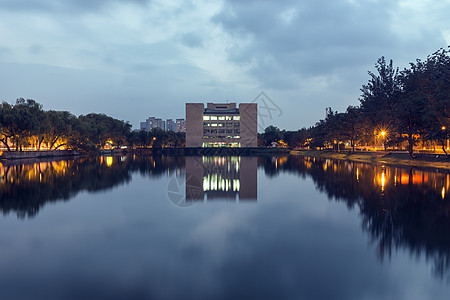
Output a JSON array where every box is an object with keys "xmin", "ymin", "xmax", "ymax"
[
  {"xmin": 0, "ymin": 99, "xmax": 132, "ymax": 152},
  {"xmin": 272, "ymin": 46, "xmax": 450, "ymax": 156}
]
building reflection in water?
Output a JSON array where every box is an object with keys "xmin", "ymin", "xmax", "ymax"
[{"xmin": 185, "ymin": 156, "xmax": 257, "ymax": 202}]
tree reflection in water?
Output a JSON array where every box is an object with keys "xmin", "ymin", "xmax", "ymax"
[
  {"xmin": 259, "ymin": 155, "xmax": 450, "ymax": 280},
  {"xmin": 1, "ymin": 154, "xmax": 449, "ymax": 279},
  {"xmin": 0, "ymin": 155, "xmax": 185, "ymax": 219}
]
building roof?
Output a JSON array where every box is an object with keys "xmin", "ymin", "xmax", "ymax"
[{"xmin": 203, "ymin": 108, "xmax": 239, "ymax": 114}]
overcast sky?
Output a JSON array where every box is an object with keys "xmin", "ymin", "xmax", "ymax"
[{"xmin": 0, "ymin": 0, "xmax": 449, "ymax": 130}]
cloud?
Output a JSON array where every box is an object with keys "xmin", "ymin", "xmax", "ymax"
[
  {"xmin": 0, "ymin": 0, "xmax": 149, "ymax": 13},
  {"xmin": 180, "ymin": 32, "xmax": 204, "ymax": 48},
  {"xmin": 0, "ymin": 0, "xmax": 449, "ymax": 129},
  {"xmin": 213, "ymin": 0, "xmax": 400, "ymax": 85},
  {"xmin": 213, "ymin": 0, "xmax": 449, "ymax": 90}
]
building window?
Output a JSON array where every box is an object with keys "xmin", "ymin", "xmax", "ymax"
[
  {"xmin": 226, "ymin": 129, "xmax": 233, "ymax": 133},
  {"xmin": 203, "ymin": 116, "xmax": 210, "ymax": 121},
  {"xmin": 226, "ymin": 116, "xmax": 233, "ymax": 120},
  {"xmin": 234, "ymin": 136, "xmax": 240, "ymax": 139},
  {"xmin": 203, "ymin": 129, "xmax": 210, "ymax": 134},
  {"xmin": 218, "ymin": 129, "xmax": 225, "ymax": 133},
  {"xmin": 218, "ymin": 116, "xmax": 225, "ymax": 121},
  {"xmin": 234, "ymin": 122, "xmax": 240, "ymax": 127},
  {"xmin": 203, "ymin": 122, "xmax": 210, "ymax": 127},
  {"xmin": 210, "ymin": 116, "xmax": 217, "ymax": 120},
  {"xmin": 211, "ymin": 123, "xmax": 217, "ymax": 127},
  {"xmin": 233, "ymin": 116, "xmax": 240, "ymax": 120},
  {"xmin": 234, "ymin": 129, "xmax": 240, "ymax": 134}
]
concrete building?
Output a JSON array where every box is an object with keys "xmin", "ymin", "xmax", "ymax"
[
  {"xmin": 166, "ymin": 119, "xmax": 176, "ymax": 132},
  {"xmin": 186, "ymin": 103, "xmax": 257, "ymax": 147},
  {"xmin": 176, "ymin": 118, "xmax": 186, "ymax": 133},
  {"xmin": 140, "ymin": 117, "xmax": 165, "ymax": 131}
]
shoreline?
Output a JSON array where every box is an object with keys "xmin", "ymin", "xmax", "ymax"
[
  {"xmin": 2, "ymin": 148, "xmax": 449, "ymax": 171},
  {"xmin": 0, "ymin": 147, "xmax": 290, "ymax": 161},
  {"xmin": 290, "ymin": 150, "xmax": 450, "ymax": 171}
]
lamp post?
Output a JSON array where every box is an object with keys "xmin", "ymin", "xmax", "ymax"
[{"xmin": 380, "ymin": 131, "xmax": 386, "ymax": 151}]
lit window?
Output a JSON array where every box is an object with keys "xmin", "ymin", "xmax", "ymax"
[
  {"xmin": 210, "ymin": 116, "xmax": 217, "ymax": 120},
  {"xmin": 233, "ymin": 116, "xmax": 240, "ymax": 120},
  {"xmin": 203, "ymin": 116, "xmax": 210, "ymax": 121},
  {"xmin": 226, "ymin": 116, "xmax": 232, "ymax": 120},
  {"xmin": 211, "ymin": 123, "xmax": 217, "ymax": 127},
  {"xmin": 234, "ymin": 136, "xmax": 240, "ymax": 139},
  {"xmin": 218, "ymin": 116, "xmax": 225, "ymax": 121}
]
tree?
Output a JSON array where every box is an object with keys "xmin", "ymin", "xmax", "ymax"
[
  {"xmin": 359, "ymin": 57, "xmax": 401, "ymax": 146},
  {"xmin": 336, "ymin": 106, "xmax": 363, "ymax": 152},
  {"xmin": 262, "ymin": 126, "xmax": 282, "ymax": 146}
]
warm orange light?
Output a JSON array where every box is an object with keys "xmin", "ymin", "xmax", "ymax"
[
  {"xmin": 442, "ymin": 126, "xmax": 446, "ymax": 130},
  {"xmin": 153, "ymin": 137, "xmax": 156, "ymax": 140},
  {"xmin": 381, "ymin": 131, "xmax": 386, "ymax": 137}
]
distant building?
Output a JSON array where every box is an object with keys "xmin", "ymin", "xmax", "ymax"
[
  {"xmin": 140, "ymin": 117, "xmax": 165, "ymax": 131},
  {"xmin": 166, "ymin": 119, "xmax": 176, "ymax": 132},
  {"xmin": 185, "ymin": 102, "xmax": 257, "ymax": 147},
  {"xmin": 176, "ymin": 118, "xmax": 186, "ymax": 133}
]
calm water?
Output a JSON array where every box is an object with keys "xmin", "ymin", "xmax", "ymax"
[{"xmin": 0, "ymin": 155, "xmax": 449, "ymax": 300}]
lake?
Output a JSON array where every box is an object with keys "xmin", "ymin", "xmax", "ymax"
[{"xmin": 0, "ymin": 155, "xmax": 449, "ymax": 300}]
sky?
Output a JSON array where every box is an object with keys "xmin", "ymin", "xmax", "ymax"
[{"xmin": 0, "ymin": 0, "xmax": 449, "ymax": 131}]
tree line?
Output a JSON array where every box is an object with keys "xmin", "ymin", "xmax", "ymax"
[
  {"xmin": 259, "ymin": 47, "xmax": 450, "ymax": 157},
  {"xmin": 0, "ymin": 98, "xmax": 185, "ymax": 152}
]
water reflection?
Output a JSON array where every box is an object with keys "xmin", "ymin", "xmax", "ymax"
[
  {"xmin": 260, "ymin": 155, "xmax": 450, "ymax": 279},
  {"xmin": 0, "ymin": 155, "xmax": 184, "ymax": 218},
  {"xmin": 185, "ymin": 156, "xmax": 257, "ymax": 202},
  {"xmin": 1, "ymin": 154, "xmax": 450, "ymax": 280}
]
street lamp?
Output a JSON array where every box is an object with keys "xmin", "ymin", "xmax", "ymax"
[{"xmin": 380, "ymin": 131, "xmax": 387, "ymax": 150}]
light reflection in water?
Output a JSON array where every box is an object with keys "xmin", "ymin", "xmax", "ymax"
[
  {"xmin": 297, "ymin": 156, "xmax": 449, "ymax": 200},
  {"xmin": 186, "ymin": 156, "xmax": 256, "ymax": 202},
  {"xmin": 106, "ymin": 156, "xmax": 113, "ymax": 167}
]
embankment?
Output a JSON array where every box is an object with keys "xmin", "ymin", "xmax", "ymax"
[
  {"xmin": 290, "ymin": 150, "xmax": 450, "ymax": 171},
  {"xmin": 0, "ymin": 150, "xmax": 79, "ymax": 160}
]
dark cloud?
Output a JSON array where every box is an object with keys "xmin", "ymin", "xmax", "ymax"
[
  {"xmin": 213, "ymin": 0, "xmax": 444, "ymax": 89},
  {"xmin": 0, "ymin": 0, "xmax": 149, "ymax": 13},
  {"xmin": 180, "ymin": 32, "xmax": 204, "ymax": 48}
]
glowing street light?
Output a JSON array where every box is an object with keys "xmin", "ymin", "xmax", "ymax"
[
  {"xmin": 442, "ymin": 126, "xmax": 446, "ymax": 130},
  {"xmin": 381, "ymin": 131, "xmax": 386, "ymax": 137}
]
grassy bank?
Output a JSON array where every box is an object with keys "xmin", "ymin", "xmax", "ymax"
[{"xmin": 290, "ymin": 150, "xmax": 450, "ymax": 171}]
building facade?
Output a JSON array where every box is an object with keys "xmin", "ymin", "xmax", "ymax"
[
  {"xmin": 140, "ymin": 117, "xmax": 165, "ymax": 131},
  {"xmin": 176, "ymin": 118, "xmax": 186, "ymax": 133},
  {"xmin": 186, "ymin": 103, "xmax": 257, "ymax": 147},
  {"xmin": 166, "ymin": 119, "xmax": 176, "ymax": 131}
]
